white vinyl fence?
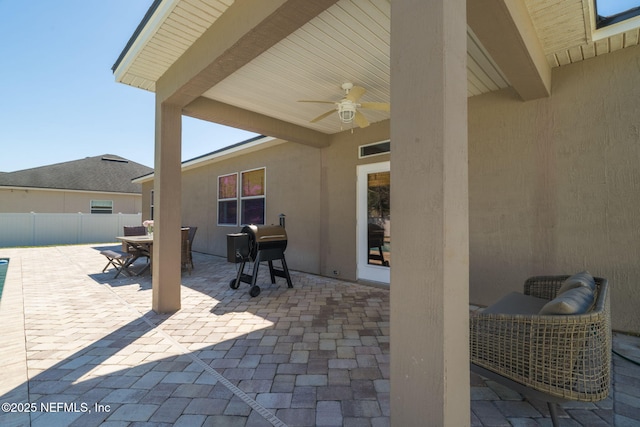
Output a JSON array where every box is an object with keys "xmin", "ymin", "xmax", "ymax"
[{"xmin": 0, "ymin": 213, "xmax": 142, "ymax": 248}]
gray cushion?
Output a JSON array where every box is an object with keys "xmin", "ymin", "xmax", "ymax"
[
  {"xmin": 482, "ymin": 292, "xmax": 549, "ymax": 315},
  {"xmin": 539, "ymin": 286, "xmax": 595, "ymax": 315},
  {"xmin": 558, "ymin": 270, "xmax": 595, "ymax": 294}
]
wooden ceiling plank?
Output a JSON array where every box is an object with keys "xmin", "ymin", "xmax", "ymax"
[
  {"xmin": 172, "ymin": 3, "xmax": 215, "ymax": 30},
  {"xmin": 181, "ymin": 0, "xmax": 222, "ymax": 19},
  {"xmin": 285, "ymin": 27, "xmax": 389, "ymax": 85},
  {"xmin": 166, "ymin": 10, "xmax": 209, "ymax": 35},
  {"xmin": 164, "ymin": 17, "xmax": 204, "ymax": 39}
]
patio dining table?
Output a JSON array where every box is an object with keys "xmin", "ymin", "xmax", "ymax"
[{"xmin": 116, "ymin": 235, "xmax": 153, "ymax": 276}]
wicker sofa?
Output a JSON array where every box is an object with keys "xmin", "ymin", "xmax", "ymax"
[{"xmin": 470, "ymin": 273, "xmax": 611, "ymax": 426}]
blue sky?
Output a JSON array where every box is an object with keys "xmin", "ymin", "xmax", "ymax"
[
  {"xmin": 597, "ymin": 0, "xmax": 640, "ymax": 16},
  {"xmin": 1, "ymin": 1, "xmax": 635, "ymax": 173},
  {"xmin": 0, "ymin": 1, "xmax": 257, "ymax": 172}
]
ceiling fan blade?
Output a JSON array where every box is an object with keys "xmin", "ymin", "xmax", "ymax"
[
  {"xmin": 298, "ymin": 100, "xmax": 336, "ymax": 104},
  {"xmin": 310, "ymin": 109, "xmax": 336, "ymax": 123},
  {"xmin": 360, "ymin": 102, "xmax": 390, "ymax": 112},
  {"xmin": 354, "ymin": 110, "xmax": 370, "ymax": 128},
  {"xmin": 346, "ymin": 85, "xmax": 366, "ymax": 102}
]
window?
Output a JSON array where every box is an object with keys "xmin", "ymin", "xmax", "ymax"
[
  {"xmin": 91, "ymin": 200, "xmax": 113, "ymax": 214},
  {"xmin": 241, "ymin": 168, "xmax": 266, "ymax": 225},
  {"xmin": 595, "ymin": 0, "xmax": 640, "ymax": 28},
  {"xmin": 218, "ymin": 173, "xmax": 238, "ymax": 225},
  {"xmin": 359, "ymin": 140, "xmax": 390, "ymax": 158},
  {"xmin": 217, "ymin": 168, "xmax": 266, "ymax": 226}
]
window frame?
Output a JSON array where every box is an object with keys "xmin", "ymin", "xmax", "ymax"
[
  {"xmin": 359, "ymin": 139, "xmax": 391, "ymax": 159},
  {"xmin": 240, "ymin": 167, "xmax": 266, "ymax": 226},
  {"xmin": 217, "ymin": 172, "xmax": 239, "ymax": 226},
  {"xmin": 90, "ymin": 199, "xmax": 113, "ymax": 214}
]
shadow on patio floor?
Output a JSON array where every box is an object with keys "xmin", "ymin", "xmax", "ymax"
[{"xmin": 0, "ymin": 244, "xmax": 638, "ymax": 426}]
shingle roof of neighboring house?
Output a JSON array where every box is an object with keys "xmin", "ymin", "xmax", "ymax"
[{"xmin": 0, "ymin": 155, "xmax": 153, "ymax": 194}]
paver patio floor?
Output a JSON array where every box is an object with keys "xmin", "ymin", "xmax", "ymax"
[{"xmin": 0, "ymin": 244, "xmax": 638, "ymax": 426}]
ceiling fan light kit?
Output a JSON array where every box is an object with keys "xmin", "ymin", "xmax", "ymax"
[
  {"xmin": 338, "ymin": 102, "xmax": 356, "ymax": 123},
  {"xmin": 298, "ymin": 82, "xmax": 390, "ymax": 129}
]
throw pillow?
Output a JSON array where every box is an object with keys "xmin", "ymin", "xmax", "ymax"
[
  {"xmin": 539, "ymin": 286, "xmax": 595, "ymax": 315},
  {"xmin": 558, "ymin": 270, "xmax": 596, "ymax": 295}
]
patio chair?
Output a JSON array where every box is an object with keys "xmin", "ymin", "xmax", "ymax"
[
  {"xmin": 124, "ymin": 225, "xmax": 146, "ymax": 236},
  {"xmin": 123, "ymin": 226, "xmax": 148, "ymax": 261},
  {"xmin": 470, "ymin": 273, "xmax": 611, "ymax": 427},
  {"xmin": 180, "ymin": 228, "xmax": 192, "ymax": 275},
  {"xmin": 367, "ymin": 223, "xmax": 388, "ymax": 266},
  {"xmin": 186, "ymin": 226, "xmax": 197, "ymax": 270},
  {"xmin": 100, "ymin": 249, "xmax": 134, "ymax": 278}
]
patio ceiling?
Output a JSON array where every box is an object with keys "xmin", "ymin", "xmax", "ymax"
[{"xmin": 113, "ymin": 0, "xmax": 640, "ymax": 136}]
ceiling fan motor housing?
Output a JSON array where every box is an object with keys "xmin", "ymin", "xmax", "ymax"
[{"xmin": 341, "ymin": 82, "xmax": 354, "ymax": 92}]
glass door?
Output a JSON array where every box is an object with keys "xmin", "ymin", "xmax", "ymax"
[{"xmin": 357, "ymin": 162, "xmax": 390, "ymax": 283}]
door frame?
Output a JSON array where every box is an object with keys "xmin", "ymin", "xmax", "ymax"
[{"xmin": 356, "ymin": 161, "xmax": 390, "ymax": 284}]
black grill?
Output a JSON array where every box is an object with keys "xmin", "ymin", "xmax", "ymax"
[{"xmin": 227, "ymin": 223, "xmax": 293, "ymax": 297}]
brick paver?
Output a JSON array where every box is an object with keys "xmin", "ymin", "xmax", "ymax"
[{"xmin": 0, "ymin": 244, "xmax": 638, "ymax": 426}]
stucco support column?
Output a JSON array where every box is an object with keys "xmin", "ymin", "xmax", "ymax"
[
  {"xmin": 390, "ymin": 0, "xmax": 469, "ymax": 426},
  {"xmin": 152, "ymin": 101, "xmax": 182, "ymax": 313}
]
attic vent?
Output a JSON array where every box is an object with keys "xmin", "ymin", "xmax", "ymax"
[
  {"xmin": 359, "ymin": 140, "xmax": 390, "ymax": 158},
  {"xmin": 102, "ymin": 155, "xmax": 128, "ymax": 163}
]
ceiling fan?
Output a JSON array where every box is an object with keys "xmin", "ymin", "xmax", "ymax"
[{"xmin": 298, "ymin": 82, "xmax": 390, "ymax": 128}]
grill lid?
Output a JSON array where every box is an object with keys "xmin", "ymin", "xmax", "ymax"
[{"xmin": 241, "ymin": 225, "xmax": 287, "ymax": 243}]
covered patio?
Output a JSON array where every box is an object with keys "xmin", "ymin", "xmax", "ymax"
[
  {"xmin": 1, "ymin": 244, "xmax": 638, "ymax": 426},
  {"xmin": 108, "ymin": 0, "xmax": 640, "ymax": 424}
]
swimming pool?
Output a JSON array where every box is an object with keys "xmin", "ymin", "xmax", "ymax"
[{"xmin": 0, "ymin": 259, "xmax": 8, "ymax": 301}]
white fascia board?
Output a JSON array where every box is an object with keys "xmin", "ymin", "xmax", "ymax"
[{"xmin": 113, "ymin": 0, "xmax": 180, "ymax": 85}]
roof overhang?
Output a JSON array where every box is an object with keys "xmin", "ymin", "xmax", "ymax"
[
  {"xmin": 113, "ymin": 0, "xmax": 515, "ymax": 140},
  {"xmin": 114, "ymin": 0, "xmax": 640, "ymax": 138}
]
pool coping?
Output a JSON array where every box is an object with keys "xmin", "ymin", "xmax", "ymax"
[{"xmin": 0, "ymin": 256, "xmax": 30, "ymax": 426}]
